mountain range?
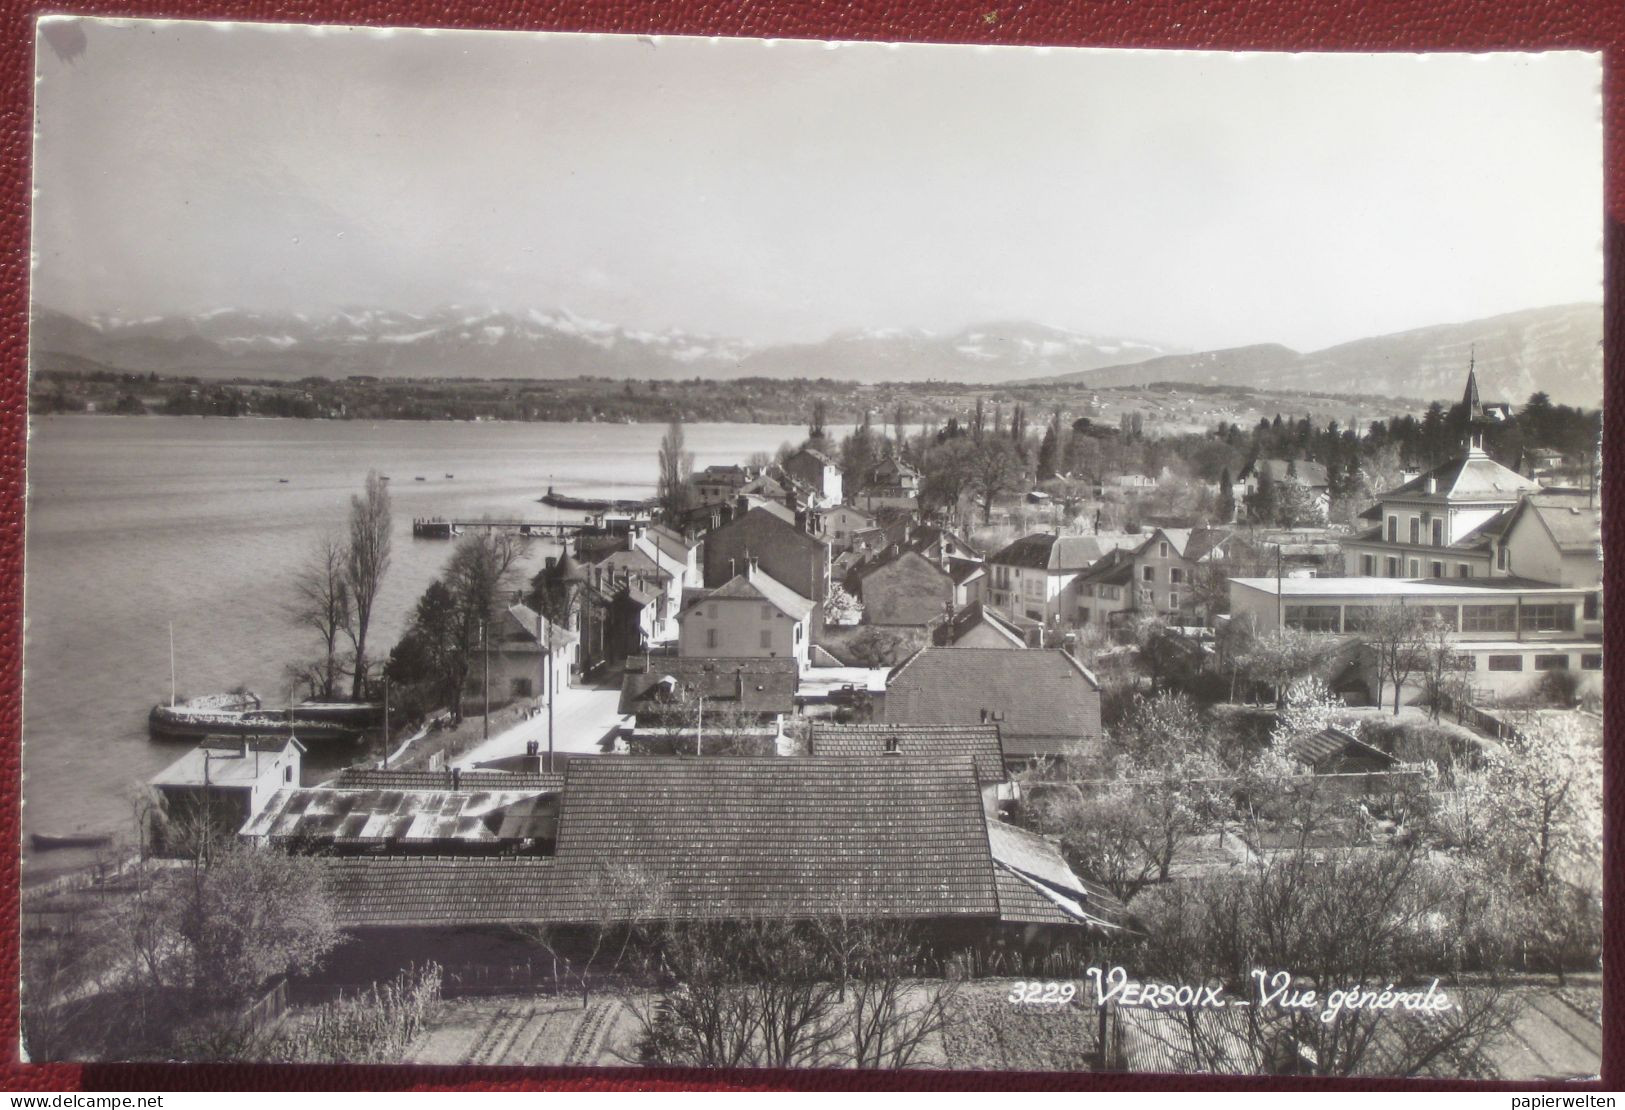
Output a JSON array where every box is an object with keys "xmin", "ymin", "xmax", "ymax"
[
  {"xmin": 1033, "ymin": 303, "xmax": 1603, "ymax": 408},
  {"xmin": 29, "ymin": 301, "xmax": 1603, "ymax": 407}
]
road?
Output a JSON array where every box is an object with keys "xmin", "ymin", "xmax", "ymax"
[{"xmin": 453, "ymin": 685, "xmax": 628, "ymax": 770}]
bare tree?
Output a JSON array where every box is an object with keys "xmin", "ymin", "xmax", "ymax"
[
  {"xmin": 826, "ymin": 914, "xmax": 960, "ymax": 1070},
  {"xmin": 657, "ymin": 419, "xmax": 694, "ymax": 523},
  {"xmin": 289, "ymin": 532, "xmax": 351, "ymax": 700},
  {"xmin": 968, "ymin": 436, "xmax": 1021, "ymax": 524},
  {"xmin": 1363, "ymin": 604, "xmax": 1428, "ymax": 715},
  {"xmin": 1415, "ymin": 615, "xmax": 1466, "ymax": 721},
  {"xmin": 344, "ymin": 470, "xmax": 392, "ymax": 701},
  {"xmin": 1128, "ymin": 838, "xmax": 1523, "ymax": 1076},
  {"xmin": 521, "ymin": 862, "xmax": 668, "ymax": 1008}
]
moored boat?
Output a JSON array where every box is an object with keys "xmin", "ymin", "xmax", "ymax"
[
  {"xmin": 148, "ymin": 697, "xmax": 364, "ymax": 743},
  {"xmin": 30, "ymin": 831, "xmax": 114, "ymax": 851}
]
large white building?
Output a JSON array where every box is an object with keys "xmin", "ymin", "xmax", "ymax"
[{"xmin": 1229, "ymin": 576, "xmax": 1601, "ymax": 701}]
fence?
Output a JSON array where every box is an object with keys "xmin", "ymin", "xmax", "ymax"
[
  {"xmin": 239, "ymin": 977, "xmax": 289, "ymax": 1033},
  {"xmin": 1437, "ymin": 692, "xmax": 1528, "ymax": 745}
]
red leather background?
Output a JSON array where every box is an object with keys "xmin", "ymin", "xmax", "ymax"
[{"xmin": 0, "ymin": 0, "xmax": 1619, "ymax": 1093}]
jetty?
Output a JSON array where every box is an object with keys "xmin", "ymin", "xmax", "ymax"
[{"xmin": 539, "ymin": 486, "xmax": 657, "ymax": 513}]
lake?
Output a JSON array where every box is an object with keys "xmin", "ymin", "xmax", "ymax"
[{"xmin": 20, "ymin": 414, "xmax": 816, "ymax": 878}]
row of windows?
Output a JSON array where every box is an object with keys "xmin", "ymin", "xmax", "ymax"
[
  {"xmin": 1360, "ymin": 553, "xmax": 1476, "ymax": 579},
  {"xmin": 1285, "ymin": 602, "xmax": 1577, "ymax": 635},
  {"xmin": 705, "ymin": 627, "xmax": 788, "ymax": 650},
  {"xmin": 1485, "ymin": 653, "xmax": 1602, "ymax": 672},
  {"xmin": 1140, "ymin": 566, "xmax": 1184, "ymax": 584},
  {"xmin": 1386, "ymin": 515, "xmax": 1448, "ymax": 547}
]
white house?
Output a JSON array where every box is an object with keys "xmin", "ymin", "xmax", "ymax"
[{"xmin": 677, "ymin": 562, "xmax": 814, "ymax": 669}]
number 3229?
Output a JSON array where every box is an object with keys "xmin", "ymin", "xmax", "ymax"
[{"xmin": 1008, "ymin": 981, "xmax": 1077, "ymax": 1004}]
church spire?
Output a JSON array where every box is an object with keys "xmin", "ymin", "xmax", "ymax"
[{"xmin": 1462, "ymin": 349, "xmax": 1488, "ymax": 454}]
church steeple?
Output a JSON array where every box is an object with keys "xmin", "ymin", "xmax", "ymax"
[
  {"xmin": 1462, "ymin": 350, "xmax": 1489, "ymax": 455},
  {"xmin": 1461, "ymin": 348, "xmax": 1481, "ymax": 415}
]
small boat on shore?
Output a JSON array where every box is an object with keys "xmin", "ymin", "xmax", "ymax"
[{"xmin": 31, "ymin": 831, "xmax": 114, "ymax": 851}]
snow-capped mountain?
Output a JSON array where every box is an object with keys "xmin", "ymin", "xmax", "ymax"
[
  {"xmin": 28, "ymin": 303, "xmax": 1601, "ymax": 405},
  {"xmin": 29, "ymin": 307, "xmax": 1175, "ymax": 385}
]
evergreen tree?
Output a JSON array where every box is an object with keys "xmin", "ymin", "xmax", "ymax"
[
  {"xmin": 1037, "ymin": 421, "xmax": 1060, "ymax": 480},
  {"xmin": 1246, "ymin": 466, "xmax": 1278, "ymax": 525},
  {"xmin": 1216, "ymin": 466, "xmax": 1236, "ymax": 522}
]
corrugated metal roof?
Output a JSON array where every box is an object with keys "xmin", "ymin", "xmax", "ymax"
[{"xmin": 241, "ymin": 786, "xmax": 557, "ymax": 843}]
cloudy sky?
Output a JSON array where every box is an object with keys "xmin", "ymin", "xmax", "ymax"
[{"xmin": 31, "ymin": 19, "xmax": 1601, "ymax": 351}]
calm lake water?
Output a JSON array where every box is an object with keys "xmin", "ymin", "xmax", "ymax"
[{"xmin": 21, "ymin": 414, "xmax": 814, "ymax": 878}]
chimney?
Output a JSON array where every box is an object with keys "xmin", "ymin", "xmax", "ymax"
[
  {"xmin": 884, "ymin": 735, "xmax": 900, "ymax": 755},
  {"xmin": 1426, "ymin": 475, "xmax": 1437, "ymax": 494},
  {"xmin": 747, "ymin": 555, "xmax": 760, "ymax": 578},
  {"xmin": 451, "ymin": 766, "xmax": 462, "ymax": 791}
]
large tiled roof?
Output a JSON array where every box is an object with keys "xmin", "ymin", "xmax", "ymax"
[
  {"xmin": 808, "ymin": 722, "xmax": 1006, "ymax": 784},
  {"xmin": 1520, "ymin": 499, "xmax": 1603, "ymax": 555},
  {"xmin": 688, "ymin": 569, "xmax": 815, "ymax": 622},
  {"xmin": 619, "ymin": 656, "xmax": 799, "ymax": 715},
  {"xmin": 547, "ymin": 757, "xmax": 999, "ymax": 921},
  {"xmin": 324, "ymin": 856, "xmax": 558, "ymax": 928},
  {"xmin": 883, "ymin": 648, "xmax": 1103, "ymax": 749},
  {"xmin": 1381, "ymin": 451, "xmax": 1542, "ymax": 502}
]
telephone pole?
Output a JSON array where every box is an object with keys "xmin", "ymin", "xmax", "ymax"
[{"xmin": 481, "ymin": 620, "xmax": 490, "ymax": 740}]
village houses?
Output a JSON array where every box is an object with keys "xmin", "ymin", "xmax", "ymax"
[
  {"xmin": 701, "ymin": 504, "xmax": 833, "ymax": 608},
  {"xmin": 782, "ymin": 446, "xmax": 843, "ymax": 506}
]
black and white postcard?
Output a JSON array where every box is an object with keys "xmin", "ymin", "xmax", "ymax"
[{"xmin": 21, "ymin": 20, "xmax": 1603, "ymax": 1079}]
